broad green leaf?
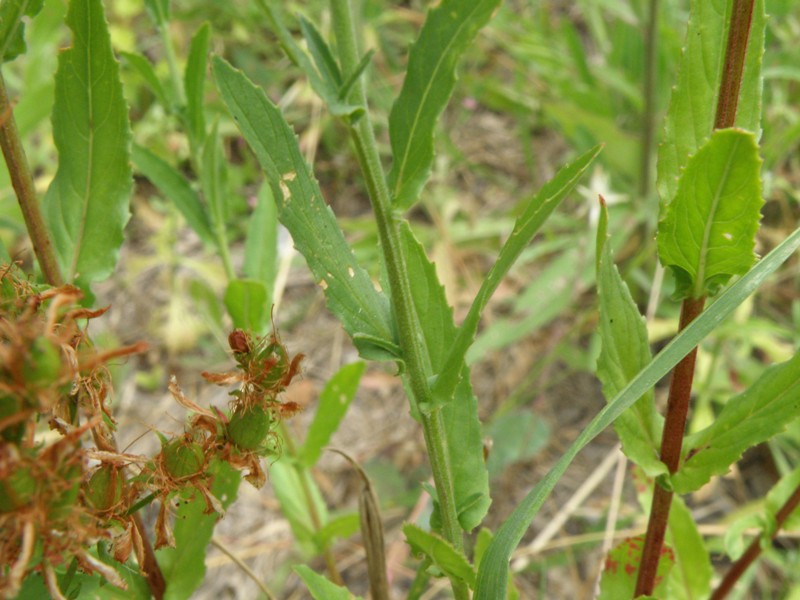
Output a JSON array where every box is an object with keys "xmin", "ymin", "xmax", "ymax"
[
  {"xmin": 243, "ymin": 181, "xmax": 278, "ymax": 292},
  {"xmin": 484, "ymin": 410, "xmax": 549, "ymax": 479},
  {"xmin": 316, "ymin": 512, "xmax": 361, "ymax": 547},
  {"xmin": 257, "ymin": 0, "xmax": 363, "ymax": 119},
  {"xmin": 388, "ymin": 0, "xmax": 502, "ymax": 210},
  {"xmin": 184, "ymin": 22, "xmax": 210, "ymax": 147},
  {"xmin": 598, "ymin": 535, "xmax": 673, "ymax": 599},
  {"xmin": 42, "ymin": 0, "xmax": 132, "ymax": 286},
  {"xmin": 672, "ymin": 351, "xmax": 800, "ymax": 494},
  {"xmin": 298, "ymin": 361, "xmax": 365, "ymax": 468},
  {"xmin": 0, "ymin": 0, "xmax": 44, "ymax": 62},
  {"xmin": 157, "ymin": 461, "xmax": 241, "ymax": 600},
  {"xmin": 657, "ymin": 129, "xmax": 763, "ymax": 299},
  {"xmin": 131, "ymin": 144, "xmax": 214, "ymax": 245},
  {"xmin": 596, "ymin": 202, "xmax": 665, "ymax": 477},
  {"xmin": 657, "ymin": 0, "xmax": 765, "ymax": 207},
  {"xmin": 120, "ymin": 51, "xmax": 169, "ymax": 108},
  {"xmin": 294, "ymin": 565, "xmax": 362, "ymax": 600},
  {"xmin": 473, "ymin": 225, "xmax": 800, "ymax": 599},
  {"xmin": 223, "ymin": 279, "xmax": 269, "ymax": 333},
  {"xmin": 270, "ymin": 458, "xmax": 329, "ymax": 556},
  {"xmin": 401, "ymin": 223, "xmax": 490, "ymax": 530},
  {"xmin": 432, "ymin": 146, "xmax": 601, "ymax": 404},
  {"xmin": 213, "ymin": 57, "xmax": 397, "ymax": 361},
  {"xmin": 403, "ymin": 523, "xmax": 476, "ymax": 588}
]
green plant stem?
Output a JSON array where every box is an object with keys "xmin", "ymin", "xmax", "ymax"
[
  {"xmin": 158, "ymin": 22, "xmax": 186, "ymax": 108},
  {"xmin": 635, "ymin": 1, "xmax": 755, "ymax": 595},
  {"xmin": 711, "ymin": 482, "xmax": 800, "ymax": 599},
  {"xmin": 279, "ymin": 423, "xmax": 344, "ymax": 585},
  {"xmin": 329, "ymin": 1, "xmax": 466, "ymax": 598},
  {"xmin": 639, "ymin": 0, "xmax": 659, "ymax": 202},
  {"xmin": 0, "ymin": 72, "xmax": 63, "ymax": 286}
]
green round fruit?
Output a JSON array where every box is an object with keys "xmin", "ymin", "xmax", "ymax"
[
  {"xmin": 163, "ymin": 438, "xmax": 205, "ymax": 479},
  {"xmin": 228, "ymin": 406, "xmax": 272, "ymax": 451},
  {"xmin": 85, "ymin": 465, "xmax": 124, "ymax": 512}
]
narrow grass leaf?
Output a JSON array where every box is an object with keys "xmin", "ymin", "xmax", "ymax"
[
  {"xmin": 432, "ymin": 146, "xmax": 600, "ymax": 403},
  {"xmin": 120, "ymin": 52, "xmax": 169, "ymax": 108},
  {"xmin": 673, "ymin": 350, "xmax": 800, "ymax": 494},
  {"xmin": 131, "ymin": 144, "xmax": 214, "ymax": 245},
  {"xmin": 298, "ymin": 361, "xmax": 366, "ymax": 468},
  {"xmin": 184, "ymin": 22, "xmax": 210, "ymax": 147},
  {"xmin": 598, "ymin": 536, "xmax": 673, "ymax": 599},
  {"xmin": 157, "ymin": 461, "xmax": 240, "ymax": 600},
  {"xmin": 596, "ymin": 202, "xmax": 665, "ymax": 477},
  {"xmin": 243, "ymin": 182, "xmax": 278, "ymax": 292},
  {"xmin": 474, "ymin": 225, "xmax": 800, "ymax": 599},
  {"xmin": 403, "ymin": 523, "xmax": 477, "ymax": 588},
  {"xmin": 271, "ymin": 459, "xmax": 329, "ymax": 556},
  {"xmin": 294, "ymin": 565, "xmax": 362, "ymax": 600},
  {"xmin": 223, "ymin": 279, "xmax": 269, "ymax": 333},
  {"xmin": 213, "ymin": 57, "xmax": 397, "ymax": 361},
  {"xmin": 388, "ymin": 0, "xmax": 502, "ymax": 210},
  {"xmin": 42, "ymin": 0, "xmax": 132, "ymax": 285},
  {"xmin": 401, "ymin": 223, "xmax": 490, "ymax": 530},
  {"xmin": 657, "ymin": 0, "xmax": 765, "ymax": 207},
  {"xmin": 299, "ymin": 16, "xmax": 342, "ymax": 88},
  {"xmin": 0, "ymin": 0, "xmax": 44, "ymax": 62},
  {"xmin": 657, "ymin": 129, "xmax": 763, "ymax": 299}
]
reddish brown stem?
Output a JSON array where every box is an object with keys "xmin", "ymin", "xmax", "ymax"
[
  {"xmin": 635, "ymin": 1, "xmax": 756, "ymax": 595},
  {"xmin": 0, "ymin": 72, "xmax": 63, "ymax": 286},
  {"xmin": 634, "ymin": 297, "xmax": 705, "ymax": 596},
  {"xmin": 711, "ymin": 482, "xmax": 800, "ymax": 599}
]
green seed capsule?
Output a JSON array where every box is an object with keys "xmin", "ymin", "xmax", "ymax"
[
  {"xmin": 85, "ymin": 465, "xmax": 124, "ymax": 512},
  {"xmin": 163, "ymin": 438, "xmax": 205, "ymax": 479},
  {"xmin": 228, "ymin": 406, "xmax": 272, "ymax": 451}
]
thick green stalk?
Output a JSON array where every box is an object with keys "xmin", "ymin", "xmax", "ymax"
[
  {"xmin": 634, "ymin": 0, "xmax": 756, "ymax": 595},
  {"xmin": 0, "ymin": 72, "xmax": 63, "ymax": 286},
  {"xmin": 329, "ymin": 0, "xmax": 466, "ymax": 597}
]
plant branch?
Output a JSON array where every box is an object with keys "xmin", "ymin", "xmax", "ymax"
[
  {"xmin": 635, "ymin": 1, "xmax": 755, "ymax": 595},
  {"xmin": 0, "ymin": 72, "xmax": 63, "ymax": 286},
  {"xmin": 330, "ymin": 1, "xmax": 466, "ymax": 598},
  {"xmin": 711, "ymin": 482, "xmax": 800, "ymax": 599}
]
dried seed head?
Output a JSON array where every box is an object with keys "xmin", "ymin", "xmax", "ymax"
[{"xmin": 228, "ymin": 329, "xmax": 251, "ymax": 354}]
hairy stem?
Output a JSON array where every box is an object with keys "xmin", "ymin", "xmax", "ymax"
[
  {"xmin": 0, "ymin": 72, "xmax": 63, "ymax": 286},
  {"xmin": 635, "ymin": 0, "xmax": 755, "ymax": 595},
  {"xmin": 330, "ymin": 1, "xmax": 466, "ymax": 597},
  {"xmin": 711, "ymin": 482, "xmax": 800, "ymax": 599}
]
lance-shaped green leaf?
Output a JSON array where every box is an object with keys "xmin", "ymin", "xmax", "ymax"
[
  {"xmin": 672, "ymin": 351, "xmax": 800, "ymax": 494},
  {"xmin": 257, "ymin": 0, "xmax": 363, "ymax": 119},
  {"xmin": 243, "ymin": 182, "xmax": 278, "ymax": 292},
  {"xmin": 42, "ymin": 0, "xmax": 132, "ymax": 285},
  {"xmin": 294, "ymin": 566, "xmax": 362, "ymax": 600},
  {"xmin": 0, "ymin": 0, "xmax": 44, "ymax": 62},
  {"xmin": 596, "ymin": 202, "xmax": 665, "ymax": 477},
  {"xmin": 431, "ymin": 146, "xmax": 600, "ymax": 404},
  {"xmin": 388, "ymin": 0, "xmax": 502, "ymax": 210},
  {"xmin": 657, "ymin": 129, "xmax": 763, "ymax": 300},
  {"xmin": 213, "ymin": 57, "xmax": 397, "ymax": 361},
  {"xmin": 223, "ymin": 278, "xmax": 269, "ymax": 333},
  {"xmin": 184, "ymin": 22, "xmax": 210, "ymax": 147},
  {"xmin": 298, "ymin": 362, "xmax": 365, "ymax": 468},
  {"xmin": 403, "ymin": 523, "xmax": 477, "ymax": 588},
  {"xmin": 473, "ymin": 225, "xmax": 800, "ymax": 599},
  {"xmin": 131, "ymin": 144, "xmax": 214, "ymax": 246},
  {"xmin": 120, "ymin": 51, "xmax": 169, "ymax": 108},
  {"xmin": 656, "ymin": 0, "xmax": 765, "ymax": 207},
  {"xmin": 401, "ymin": 223, "xmax": 490, "ymax": 530}
]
